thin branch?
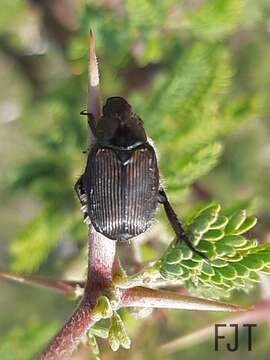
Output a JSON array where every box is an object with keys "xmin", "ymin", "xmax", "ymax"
[
  {"xmin": 120, "ymin": 287, "xmax": 251, "ymax": 312},
  {"xmin": 39, "ymin": 298, "xmax": 96, "ymax": 360},
  {"xmin": 38, "ymin": 228, "xmax": 117, "ymax": 359},
  {"xmin": 159, "ymin": 301, "xmax": 270, "ymax": 353},
  {"xmin": 27, "ymin": 0, "xmax": 77, "ymax": 52},
  {"xmin": 0, "ymin": 34, "xmax": 45, "ymax": 96},
  {"xmin": 0, "ymin": 271, "xmax": 84, "ymax": 295}
]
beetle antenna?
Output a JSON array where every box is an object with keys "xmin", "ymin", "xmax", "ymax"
[{"xmin": 88, "ymin": 30, "xmax": 101, "ymax": 122}]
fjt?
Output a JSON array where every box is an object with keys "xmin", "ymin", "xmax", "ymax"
[{"xmin": 215, "ymin": 323, "xmax": 256, "ymax": 351}]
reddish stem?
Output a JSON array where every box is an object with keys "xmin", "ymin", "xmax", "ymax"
[
  {"xmin": 39, "ymin": 228, "xmax": 116, "ymax": 360},
  {"xmin": 0, "ymin": 272, "xmax": 84, "ymax": 295},
  {"xmin": 39, "ymin": 299, "xmax": 96, "ymax": 360},
  {"xmin": 85, "ymin": 227, "xmax": 117, "ymax": 296},
  {"xmin": 120, "ymin": 287, "xmax": 250, "ymax": 312}
]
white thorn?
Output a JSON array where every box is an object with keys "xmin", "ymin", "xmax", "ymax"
[{"xmin": 88, "ymin": 30, "xmax": 101, "ymax": 120}]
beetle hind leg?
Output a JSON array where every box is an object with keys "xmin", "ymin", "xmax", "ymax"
[
  {"xmin": 158, "ymin": 188, "xmax": 208, "ymax": 261},
  {"xmin": 74, "ymin": 175, "xmax": 91, "ymax": 225}
]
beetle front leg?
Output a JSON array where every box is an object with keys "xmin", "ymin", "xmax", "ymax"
[
  {"xmin": 158, "ymin": 188, "xmax": 208, "ymax": 261},
  {"xmin": 74, "ymin": 175, "xmax": 91, "ymax": 225}
]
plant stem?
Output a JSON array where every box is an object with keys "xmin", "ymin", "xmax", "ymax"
[
  {"xmin": 38, "ymin": 227, "xmax": 117, "ymax": 360},
  {"xmin": 159, "ymin": 301, "xmax": 270, "ymax": 353},
  {"xmin": 85, "ymin": 227, "xmax": 117, "ymax": 295},
  {"xmin": 0, "ymin": 272, "xmax": 84, "ymax": 295}
]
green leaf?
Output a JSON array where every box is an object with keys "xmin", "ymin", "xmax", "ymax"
[
  {"xmin": 238, "ymin": 239, "xmax": 258, "ymax": 251},
  {"xmin": 200, "ymin": 273, "xmax": 211, "ymax": 282},
  {"xmin": 165, "ymin": 248, "xmax": 183, "ymax": 264},
  {"xmin": 10, "ymin": 209, "xmax": 67, "ymax": 272},
  {"xmin": 215, "ymin": 243, "xmax": 236, "ymax": 257},
  {"xmin": 220, "ymin": 235, "xmax": 247, "ymax": 247},
  {"xmin": 216, "ymin": 265, "xmax": 237, "ymax": 280},
  {"xmin": 188, "ymin": 204, "xmax": 221, "ymax": 240},
  {"xmin": 212, "ymin": 270, "xmax": 223, "ymax": 284},
  {"xmin": 225, "ymin": 210, "xmax": 246, "ymax": 233},
  {"xmin": 172, "ymin": 143, "xmax": 223, "ymax": 191},
  {"xmin": 178, "ymin": 245, "xmax": 193, "ymax": 260},
  {"xmin": 189, "ymin": 0, "xmax": 243, "ymax": 40},
  {"xmin": 230, "ymin": 263, "xmax": 249, "ymax": 277},
  {"xmin": 249, "ymin": 272, "xmax": 261, "ymax": 282},
  {"xmin": 163, "ymin": 263, "xmax": 183, "ymax": 276},
  {"xmin": 90, "ymin": 321, "xmax": 109, "ymax": 339},
  {"xmin": 260, "ymin": 266, "xmax": 270, "ymax": 274},
  {"xmin": 179, "ymin": 266, "xmax": 191, "ymax": 280},
  {"xmin": 202, "ymin": 263, "xmax": 215, "ymax": 276},
  {"xmin": 223, "ymin": 253, "xmax": 243, "ymax": 262},
  {"xmin": 196, "ymin": 240, "xmax": 214, "ymax": 253},
  {"xmin": 210, "ymin": 215, "xmax": 228, "ymax": 229},
  {"xmin": 234, "ymin": 217, "xmax": 257, "ymax": 235},
  {"xmin": 240, "ymin": 255, "xmax": 264, "ymax": 270},
  {"xmin": 258, "ymin": 252, "xmax": 270, "ymax": 264},
  {"xmin": 0, "ymin": 321, "xmax": 59, "ymax": 360},
  {"xmin": 87, "ymin": 333, "xmax": 100, "ymax": 358},
  {"xmin": 181, "ymin": 260, "xmax": 202, "ymax": 270},
  {"xmin": 211, "ymin": 259, "xmax": 227, "ymax": 268},
  {"xmin": 108, "ymin": 313, "xmax": 131, "ymax": 352},
  {"xmin": 204, "ymin": 229, "xmax": 224, "ymax": 241}
]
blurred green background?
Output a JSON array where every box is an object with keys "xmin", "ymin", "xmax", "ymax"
[{"xmin": 0, "ymin": 0, "xmax": 270, "ymax": 359}]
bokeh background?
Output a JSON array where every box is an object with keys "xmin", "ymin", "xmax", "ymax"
[{"xmin": 0, "ymin": 0, "xmax": 270, "ymax": 359}]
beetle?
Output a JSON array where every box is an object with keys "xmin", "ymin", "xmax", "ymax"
[{"xmin": 76, "ymin": 96, "xmax": 206, "ymax": 259}]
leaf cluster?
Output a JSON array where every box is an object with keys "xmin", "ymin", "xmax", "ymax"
[{"xmin": 159, "ymin": 204, "xmax": 269, "ymax": 298}]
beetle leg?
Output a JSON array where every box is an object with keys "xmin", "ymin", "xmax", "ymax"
[
  {"xmin": 158, "ymin": 188, "xmax": 208, "ymax": 261},
  {"xmin": 74, "ymin": 175, "xmax": 90, "ymax": 225}
]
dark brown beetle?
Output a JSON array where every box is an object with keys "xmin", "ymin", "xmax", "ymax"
[{"xmin": 75, "ymin": 32, "xmax": 206, "ymax": 259}]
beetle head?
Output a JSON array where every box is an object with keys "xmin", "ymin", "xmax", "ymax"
[{"xmin": 94, "ymin": 97, "xmax": 147, "ymax": 149}]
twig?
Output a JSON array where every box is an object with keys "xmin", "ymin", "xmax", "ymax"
[
  {"xmin": 27, "ymin": 0, "xmax": 77, "ymax": 52},
  {"xmin": 0, "ymin": 271, "xmax": 83, "ymax": 296},
  {"xmin": 159, "ymin": 301, "xmax": 270, "ymax": 353},
  {"xmin": 39, "ymin": 228, "xmax": 117, "ymax": 359},
  {"xmin": 0, "ymin": 34, "xmax": 45, "ymax": 96}
]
